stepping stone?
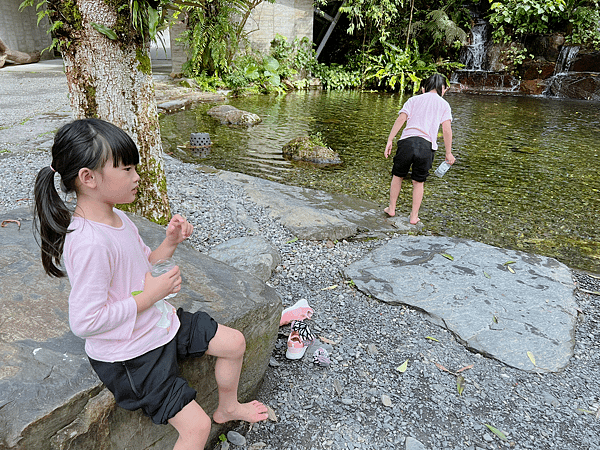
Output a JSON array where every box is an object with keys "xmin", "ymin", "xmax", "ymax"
[{"xmin": 343, "ymin": 236, "xmax": 578, "ymax": 372}]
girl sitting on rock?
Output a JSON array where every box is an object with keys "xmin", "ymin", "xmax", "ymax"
[{"xmin": 33, "ymin": 118, "xmax": 268, "ymax": 449}]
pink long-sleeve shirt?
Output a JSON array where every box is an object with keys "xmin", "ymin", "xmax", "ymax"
[
  {"xmin": 64, "ymin": 209, "xmax": 179, "ymax": 362},
  {"xmin": 399, "ymin": 91, "xmax": 452, "ymax": 150}
]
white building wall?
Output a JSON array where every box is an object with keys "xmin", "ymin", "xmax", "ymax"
[
  {"xmin": 244, "ymin": 0, "xmax": 314, "ymax": 53},
  {"xmin": 0, "ymin": 0, "xmax": 52, "ymax": 57}
]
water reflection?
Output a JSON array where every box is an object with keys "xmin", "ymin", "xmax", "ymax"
[{"xmin": 160, "ymin": 91, "xmax": 600, "ymax": 273}]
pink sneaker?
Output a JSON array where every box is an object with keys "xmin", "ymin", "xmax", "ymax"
[
  {"xmin": 285, "ymin": 321, "xmax": 315, "ymax": 360},
  {"xmin": 280, "ymin": 298, "xmax": 314, "ymax": 326},
  {"xmin": 286, "ymin": 330, "xmax": 307, "ymax": 360}
]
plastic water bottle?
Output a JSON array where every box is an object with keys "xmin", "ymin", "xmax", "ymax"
[
  {"xmin": 434, "ymin": 160, "xmax": 452, "ymax": 178},
  {"xmin": 151, "ymin": 258, "xmax": 177, "ymax": 328}
]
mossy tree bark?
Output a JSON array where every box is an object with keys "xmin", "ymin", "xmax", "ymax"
[{"xmin": 48, "ymin": 0, "xmax": 171, "ymax": 224}]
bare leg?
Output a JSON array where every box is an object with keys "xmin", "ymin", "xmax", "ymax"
[
  {"xmin": 168, "ymin": 400, "xmax": 211, "ymax": 450},
  {"xmin": 208, "ymin": 325, "xmax": 269, "ymax": 424},
  {"xmin": 410, "ymin": 180, "xmax": 424, "ymax": 224},
  {"xmin": 385, "ymin": 175, "xmax": 403, "ymax": 217}
]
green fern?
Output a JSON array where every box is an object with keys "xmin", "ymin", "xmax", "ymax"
[{"xmin": 425, "ymin": 9, "xmax": 468, "ymax": 47}]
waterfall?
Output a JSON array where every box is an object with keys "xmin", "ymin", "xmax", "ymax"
[
  {"xmin": 461, "ymin": 19, "xmax": 489, "ymax": 71},
  {"xmin": 553, "ymin": 45, "xmax": 580, "ymax": 75},
  {"xmin": 543, "ymin": 45, "xmax": 580, "ymax": 97}
]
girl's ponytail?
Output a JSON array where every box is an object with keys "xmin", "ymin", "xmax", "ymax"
[{"xmin": 34, "ymin": 166, "xmax": 72, "ymax": 277}]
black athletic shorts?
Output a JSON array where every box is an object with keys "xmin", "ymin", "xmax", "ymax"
[
  {"xmin": 89, "ymin": 308, "xmax": 218, "ymax": 425},
  {"xmin": 391, "ymin": 136, "xmax": 435, "ymax": 182}
]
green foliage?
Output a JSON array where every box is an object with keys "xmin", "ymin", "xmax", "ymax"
[
  {"xmin": 223, "ymin": 53, "xmax": 285, "ymax": 95},
  {"xmin": 489, "ymin": 0, "xmax": 567, "ymax": 41},
  {"xmin": 364, "ymin": 41, "xmax": 437, "ymax": 93},
  {"xmin": 423, "ymin": 9, "xmax": 468, "ymax": 50},
  {"xmin": 189, "ymin": 73, "xmax": 224, "ymax": 92},
  {"xmin": 309, "ymin": 131, "xmax": 328, "ymax": 147},
  {"xmin": 269, "ymin": 35, "xmax": 320, "ymax": 78},
  {"xmin": 488, "ymin": 0, "xmax": 600, "ymax": 47},
  {"xmin": 565, "ymin": 2, "xmax": 600, "ymax": 46},
  {"xmin": 315, "ymin": 64, "xmax": 362, "ymax": 90},
  {"xmin": 182, "ymin": 0, "xmax": 274, "ymax": 78}
]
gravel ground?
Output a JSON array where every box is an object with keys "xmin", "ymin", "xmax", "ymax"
[{"xmin": 1, "ymin": 151, "xmax": 598, "ymax": 450}]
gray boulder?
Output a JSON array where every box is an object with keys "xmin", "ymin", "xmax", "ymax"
[
  {"xmin": 207, "ymin": 105, "xmax": 262, "ymax": 126},
  {"xmin": 208, "ymin": 236, "xmax": 281, "ymax": 282},
  {"xmin": 0, "ymin": 208, "xmax": 281, "ymax": 450}
]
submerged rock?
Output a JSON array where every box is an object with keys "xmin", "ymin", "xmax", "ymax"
[
  {"xmin": 207, "ymin": 105, "xmax": 262, "ymax": 126},
  {"xmin": 282, "ymin": 136, "xmax": 342, "ymax": 165}
]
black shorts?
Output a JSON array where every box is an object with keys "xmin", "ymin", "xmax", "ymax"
[
  {"xmin": 89, "ymin": 308, "xmax": 218, "ymax": 425},
  {"xmin": 391, "ymin": 136, "xmax": 435, "ymax": 182}
]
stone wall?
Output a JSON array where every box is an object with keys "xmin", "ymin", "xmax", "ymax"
[
  {"xmin": 243, "ymin": 0, "xmax": 314, "ymax": 53},
  {"xmin": 0, "ymin": 0, "xmax": 52, "ymax": 58}
]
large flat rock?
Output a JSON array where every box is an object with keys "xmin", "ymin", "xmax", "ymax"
[
  {"xmin": 0, "ymin": 208, "xmax": 281, "ymax": 450},
  {"xmin": 217, "ymin": 171, "xmax": 415, "ymax": 241},
  {"xmin": 342, "ymin": 235, "xmax": 577, "ymax": 372}
]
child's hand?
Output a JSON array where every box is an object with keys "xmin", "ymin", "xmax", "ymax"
[
  {"xmin": 384, "ymin": 141, "xmax": 394, "ymax": 158},
  {"xmin": 166, "ymin": 214, "xmax": 193, "ymax": 245},
  {"xmin": 142, "ymin": 266, "xmax": 181, "ymax": 304}
]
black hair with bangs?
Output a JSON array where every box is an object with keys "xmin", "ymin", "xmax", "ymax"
[{"xmin": 33, "ymin": 118, "xmax": 139, "ymax": 277}]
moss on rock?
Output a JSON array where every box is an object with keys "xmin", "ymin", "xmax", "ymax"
[{"xmin": 282, "ymin": 136, "xmax": 342, "ymax": 165}]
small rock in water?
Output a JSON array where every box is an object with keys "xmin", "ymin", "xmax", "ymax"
[{"xmin": 227, "ymin": 431, "xmax": 246, "ymax": 446}]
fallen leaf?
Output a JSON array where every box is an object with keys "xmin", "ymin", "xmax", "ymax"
[
  {"xmin": 321, "ymin": 284, "xmax": 338, "ymax": 290},
  {"xmin": 503, "ymin": 261, "xmax": 516, "ymax": 265},
  {"xmin": 266, "ymin": 405, "xmax": 278, "ymax": 422},
  {"xmin": 457, "ymin": 375, "xmax": 465, "ymax": 395},
  {"xmin": 333, "ymin": 379, "xmax": 343, "ymax": 396},
  {"xmin": 426, "ymin": 336, "xmax": 439, "ymax": 342},
  {"xmin": 456, "ymin": 364, "xmax": 474, "ymax": 373},
  {"xmin": 286, "ymin": 237, "xmax": 298, "ymax": 244},
  {"xmin": 1, "ymin": 219, "xmax": 21, "ymax": 229},
  {"xmin": 527, "ymin": 351, "xmax": 536, "ymax": 366},
  {"xmin": 484, "ymin": 271, "xmax": 491, "ymax": 278},
  {"xmin": 434, "ymin": 362, "xmax": 450, "ymax": 373},
  {"xmin": 396, "ymin": 359, "xmax": 409, "ymax": 373},
  {"xmin": 507, "ymin": 265, "xmax": 515, "ymax": 274},
  {"xmin": 441, "ymin": 253, "xmax": 454, "ymax": 260},
  {"xmin": 319, "ymin": 336, "xmax": 337, "ymax": 345},
  {"xmin": 484, "ymin": 423, "xmax": 508, "ymax": 441},
  {"xmin": 579, "ymin": 288, "xmax": 600, "ymax": 295},
  {"xmin": 492, "ymin": 315, "xmax": 498, "ymax": 323}
]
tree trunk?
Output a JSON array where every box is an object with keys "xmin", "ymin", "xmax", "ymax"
[{"xmin": 52, "ymin": 0, "xmax": 171, "ymax": 224}]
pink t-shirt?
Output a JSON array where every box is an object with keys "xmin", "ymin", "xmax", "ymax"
[
  {"xmin": 399, "ymin": 91, "xmax": 452, "ymax": 150},
  {"xmin": 64, "ymin": 209, "xmax": 179, "ymax": 362}
]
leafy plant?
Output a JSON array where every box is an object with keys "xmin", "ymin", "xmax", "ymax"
[{"xmin": 363, "ymin": 41, "xmax": 437, "ymax": 93}]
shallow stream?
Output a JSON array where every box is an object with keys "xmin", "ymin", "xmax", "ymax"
[{"xmin": 160, "ymin": 91, "xmax": 600, "ymax": 273}]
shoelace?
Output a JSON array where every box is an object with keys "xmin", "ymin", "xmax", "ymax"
[{"xmin": 291, "ymin": 320, "xmax": 315, "ymax": 344}]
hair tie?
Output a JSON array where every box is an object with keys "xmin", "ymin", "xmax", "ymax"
[{"xmin": 49, "ymin": 165, "xmax": 56, "ymax": 173}]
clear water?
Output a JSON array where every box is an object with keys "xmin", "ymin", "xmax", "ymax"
[{"xmin": 160, "ymin": 90, "xmax": 600, "ymax": 273}]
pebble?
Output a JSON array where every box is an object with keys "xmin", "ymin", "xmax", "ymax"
[
  {"xmin": 0, "ymin": 152, "xmax": 599, "ymax": 450},
  {"xmin": 226, "ymin": 431, "xmax": 246, "ymax": 446}
]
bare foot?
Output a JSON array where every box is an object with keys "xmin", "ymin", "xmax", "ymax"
[
  {"xmin": 384, "ymin": 207, "xmax": 395, "ymax": 217},
  {"xmin": 213, "ymin": 400, "xmax": 269, "ymax": 424},
  {"xmin": 409, "ymin": 215, "xmax": 420, "ymax": 225}
]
